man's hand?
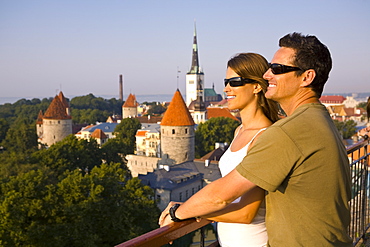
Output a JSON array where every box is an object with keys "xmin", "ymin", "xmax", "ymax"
[{"xmin": 158, "ymin": 201, "xmax": 182, "ymax": 227}]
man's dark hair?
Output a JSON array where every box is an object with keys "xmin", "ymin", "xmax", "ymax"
[{"xmin": 279, "ymin": 32, "xmax": 332, "ymax": 98}]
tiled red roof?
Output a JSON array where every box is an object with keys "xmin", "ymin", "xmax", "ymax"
[
  {"xmin": 123, "ymin": 93, "xmax": 138, "ymax": 107},
  {"xmin": 161, "ymin": 90, "xmax": 195, "ymax": 126},
  {"xmin": 206, "ymin": 107, "xmax": 239, "ymax": 121},
  {"xmin": 344, "ymin": 108, "xmax": 355, "ymax": 116},
  {"xmin": 58, "ymin": 91, "xmax": 69, "ymax": 109},
  {"xmin": 136, "ymin": 130, "xmax": 148, "ymax": 137},
  {"xmin": 136, "ymin": 116, "xmax": 163, "ymax": 123},
  {"xmin": 91, "ymin": 129, "xmax": 107, "ymax": 139},
  {"xmin": 319, "ymin": 95, "xmax": 346, "ymax": 104},
  {"xmin": 43, "ymin": 94, "xmax": 71, "ymax": 120},
  {"xmin": 36, "ymin": 110, "xmax": 43, "ymax": 124}
]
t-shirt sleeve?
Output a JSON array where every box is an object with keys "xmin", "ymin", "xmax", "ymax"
[{"xmin": 236, "ymin": 126, "xmax": 302, "ymax": 192}]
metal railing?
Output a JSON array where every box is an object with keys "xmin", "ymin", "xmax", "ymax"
[
  {"xmin": 117, "ymin": 139, "xmax": 370, "ymax": 247},
  {"xmin": 348, "ymin": 138, "xmax": 370, "ymax": 245}
]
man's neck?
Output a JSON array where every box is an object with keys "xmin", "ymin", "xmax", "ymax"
[{"xmin": 280, "ymin": 90, "xmax": 319, "ymax": 116}]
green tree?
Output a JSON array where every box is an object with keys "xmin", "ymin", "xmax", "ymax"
[
  {"xmin": 101, "ymin": 138, "xmax": 130, "ymax": 165},
  {"xmin": 114, "ymin": 118, "xmax": 141, "ymax": 154},
  {"xmin": 357, "ymin": 102, "xmax": 367, "ymax": 109},
  {"xmin": 0, "ymin": 163, "xmax": 160, "ymax": 246},
  {"xmin": 147, "ymin": 104, "xmax": 166, "ymax": 115},
  {"xmin": 1, "ymin": 118, "xmax": 38, "ymax": 153},
  {"xmin": 0, "ymin": 151, "xmax": 40, "ymax": 179},
  {"xmin": 0, "ymin": 118, "xmax": 9, "ymax": 143},
  {"xmin": 32, "ymin": 135, "xmax": 102, "ymax": 177},
  {"xmin": 333, "ymin": 119, "xmax": 357, "ymax": 139},
  {"xmin": 71, "ymin": 108, "xmax": 110, "ymax": 124},
  {"xmin": 0, "ymin": 168, "xmax": 56, "ymax": 246},
  {"xmin": 195, "ymin": 117, "xmax": 240, "ymax": 158}
]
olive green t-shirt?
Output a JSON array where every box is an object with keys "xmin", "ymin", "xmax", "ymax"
[{"xmin": 236, "ymin": 103, "xmax": 352, "ymax": 246}]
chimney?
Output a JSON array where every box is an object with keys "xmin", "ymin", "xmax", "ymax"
[{"xmin": 119, "ymin": 74, "xmax": 123, "ymax": 101}]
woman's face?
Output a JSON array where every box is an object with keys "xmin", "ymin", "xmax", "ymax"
[{"xmin": 224, "ymin": 67, "xmax": 257, "ymax": 111}]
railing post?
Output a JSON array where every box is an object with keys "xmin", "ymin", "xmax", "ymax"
[{"xmin": 200, "ymin": 226, "xmax": 205, "ymax": 247}]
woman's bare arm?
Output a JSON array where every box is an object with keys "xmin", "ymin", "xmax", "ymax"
[{"xmin": 202, "ymin": 186, "xmax": 265, "ymax": 224}]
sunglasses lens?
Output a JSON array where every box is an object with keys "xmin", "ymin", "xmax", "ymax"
[
  {"xmin": 269, "ymin": 63, "xmax": 301, "ymax": 75},
  {"xmin": 224, "ymin": 78, "xmax": 245, "ymax": 87},
  {"xmin": 270, "ymin": 64, "xmax": 283, "ymax": 74},
  {"xmin": 229, "ymin": 80, "xmax": 245, "ymax": 87}
]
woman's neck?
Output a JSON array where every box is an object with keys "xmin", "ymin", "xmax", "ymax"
[{"xmin": 239, "ymin": 106, "xmax": 272, "ymax": 130}]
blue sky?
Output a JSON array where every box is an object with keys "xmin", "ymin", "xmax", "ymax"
[{"xmin": 0, "ymin": 0, "xmax": 369, "ymax": 101}]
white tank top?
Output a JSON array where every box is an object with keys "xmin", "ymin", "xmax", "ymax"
[{"xmin": 217, "ymin": 127, "xmax": 267, "ymax": 247}]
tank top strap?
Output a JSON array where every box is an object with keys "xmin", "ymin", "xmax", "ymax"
[{"xmin": 250, "ymin": 127, "xmax": 267, "ymax": 144}]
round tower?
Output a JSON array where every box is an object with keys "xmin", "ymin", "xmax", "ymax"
[
  {"xmin": 122, "ymin": 93, "xmax": 138, "ymax": 118},
  {"xmin": 36, "ymin": 110, "xmax": 44, "ymax": 140},
  {"xmin": 41, "ymin": 92, "xmax": 72, "ymax": 147},
  {"xmin": 160, "ymin": 89, "xmax": 195, "ymax": 164}
]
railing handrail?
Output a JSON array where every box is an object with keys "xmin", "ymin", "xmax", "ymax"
[
  {"xmin": 115, "ymin": 218, "xmax": 212, "ymax": 247},
  {"xmin": 347, "ymin": 138, "xmax": 369, "ymax": 154}
]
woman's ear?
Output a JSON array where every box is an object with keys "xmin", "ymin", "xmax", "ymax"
[{"xmin": 253, "ymin": 84, "xmax": 262, "ymax": 94}]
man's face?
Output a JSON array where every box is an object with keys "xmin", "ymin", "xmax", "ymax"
[{"xmin": 263, "ymin": 47, "xmax": 302, "ymax": 104}]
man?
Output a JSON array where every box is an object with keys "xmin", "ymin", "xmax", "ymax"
[{"xmin": 160, "ymin": 33, "xmax": 352, "ymax": 246}]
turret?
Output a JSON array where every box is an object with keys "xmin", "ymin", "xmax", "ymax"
[{"xmin": 160, "ymin": 90, "xmax": 195, "ymax": 164}]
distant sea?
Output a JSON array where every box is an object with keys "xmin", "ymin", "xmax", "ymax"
[
  {"xmin": 1, "ymin": 92, "xmax": 369, "ymax": 105},
  {"xmin": 0, "ymin": 94, "xmax": 174, "ymax": 105}
]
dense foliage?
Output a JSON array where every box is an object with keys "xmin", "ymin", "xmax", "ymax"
[
  {"xmin": 0, "ymin": 115, "xmax": 160, "ymax": 246},
  {"xmin": 333, "ymin": 119, "xmax": 358, "ymax": 139},
  {"xmin": 70, "ymin": 94, "xmax": 123, "ymax": 124},
  {"xmin": 0, "ymin": 163, "xmax": 159, "ymax": 246},
  {"xmin": 114, "ymin": 118, "xmax": 142, "ymax": 154},
  {"xmin": 0, "ymin": 94, "xmax": 123, "ymax": 126},
  {"xmin": 195, "ymin": 117, "xmax": 240, "ymax": 158}
]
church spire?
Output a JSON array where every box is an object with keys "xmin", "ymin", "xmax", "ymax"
[{"xmin": 189, "ymin": 22, "xmax": 200, "ymax": 74}]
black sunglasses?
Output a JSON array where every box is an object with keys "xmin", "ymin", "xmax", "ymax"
[
  {"xmin": 224, "ymin": 77, "xmax": 256, "ymax": 87},
  {"xmin": 269, "ymin": 63, "xmax": 302, "ymax": 75}
]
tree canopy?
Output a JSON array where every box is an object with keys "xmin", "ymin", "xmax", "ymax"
[
  {"xmin": 0, "ymin": 163, "xmax": 159, "ymax": 246},
  {"xmin": 333, "ymin": 119, "xmax": 357, "ymax": 139},
  {"xmin": 195, "ymin": 117, "xmax": 240, "ymax": 158},
  {"xmin": 114, "ymin": 118, "xmax": 141, "ymax": 154}
]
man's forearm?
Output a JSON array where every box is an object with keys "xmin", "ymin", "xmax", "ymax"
[{"xmin": 174, "ymin": 169, "xmax": 256, "ymax": 220}]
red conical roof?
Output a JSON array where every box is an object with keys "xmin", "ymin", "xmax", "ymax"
[
  {"xmin": 161, "ymin": 90, "xmax": 195, "ymax": 126},
  {"xmin": 58, "ymin": 91, "xmax": 69, "ymax": 109},
  {"xmin": 43, "ymin": 94, "xmax": 71, "ymax": 119},
  {"xmin": 36, "ymin": 110, "xmax": 43, "ymax": 124},
  {"xmin": 123, "ymin": 93, "xmax": 138, "ymax": 107}
]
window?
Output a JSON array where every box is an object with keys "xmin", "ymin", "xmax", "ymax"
[
  {"xmin": 172, "ymin": 129, "xmax": 175, "ymax": 134},
  {"xmin": 189, "ymin": 80, "xmax": 194, "ymax": 84},
  {"xmin": 192, "ymin": 188, "xmax": 195, "ymax": 195},
  {"xmin": 185, "ymin": 128, "xmax": 188, "ymax": 134},
  {"xmin": 179, "ymin": 192, "xmax": 182, "ymax": 201}
]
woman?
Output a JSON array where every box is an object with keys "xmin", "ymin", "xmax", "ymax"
[{"xmin": 159, "ymin": 53, "xmax": 279, "ymax": 246}]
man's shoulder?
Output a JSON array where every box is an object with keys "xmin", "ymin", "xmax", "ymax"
[{"xmin": 272, "ymin": 103, "xmax": 327, "ymax": 127}]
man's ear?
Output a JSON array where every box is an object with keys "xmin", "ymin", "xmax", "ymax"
[{"xmin": 300, "ymin": 69, "xmax": 316, "ymax": 87}]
